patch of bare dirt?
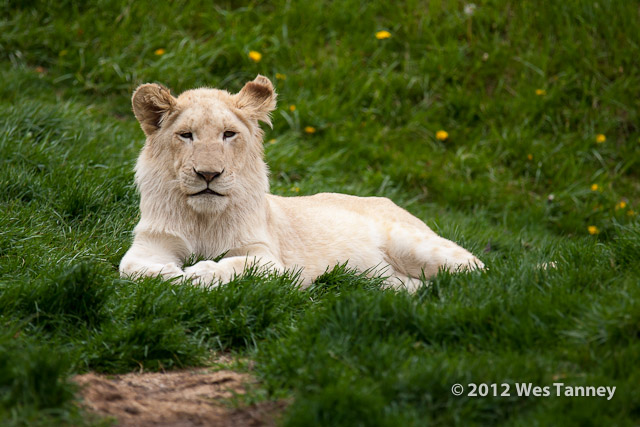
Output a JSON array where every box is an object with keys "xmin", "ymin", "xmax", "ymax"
[{"xmin": 73, "ymin": 366, "xmax": 285, "ymax": 426}]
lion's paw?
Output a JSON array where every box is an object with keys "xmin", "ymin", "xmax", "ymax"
[
  {"xmin": 184, "ymin": 260, "xmax": 224, "ymax": 287},
  {"xmin": 444, "ymin": 255, "xmax": 485, "ymax": 273},
  {"xmin": 142, "ymin": 262, "xmax": 184, "ymax": 280},
  {"xmin": 441, "ymin": 254, "xmax": 485, "ymax": 273}
]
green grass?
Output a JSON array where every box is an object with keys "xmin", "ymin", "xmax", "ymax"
[{"xmin": 1, "ymin": 0, "xmax": 639, "ymax": 425}]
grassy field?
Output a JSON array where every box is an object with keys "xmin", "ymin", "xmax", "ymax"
[{"xmin": 1, "ymin": 0, "xmax": 639, "ymax": 425}]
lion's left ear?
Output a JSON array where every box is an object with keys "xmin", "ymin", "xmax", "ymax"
[{"xmin": 234, "ymin": 75, "xmax": 277, "ymax": 128}]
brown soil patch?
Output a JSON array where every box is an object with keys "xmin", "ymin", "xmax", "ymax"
[{"xmin": 73, "ymin": 367, "xmax": 284, "ymax": 426}]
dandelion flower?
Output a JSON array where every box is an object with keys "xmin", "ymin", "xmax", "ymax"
[
  {"xmin": 588, "ymin": 225, "xmax": 599, "ymax": 235},
  {"xmin": 535, "ymin": 89, "xmax": 546, "ymax": 96},
  {"xmin": 596, "ymin": 134, "xmax": 606, "ymax": 143},
  {"xmin": 376, "ymin": 31, "xmax": 391, "ymax": 40},
  {"xmin": 464, "ymin": 3, "xmax": 477, "ymax": 16},
  {"xmin": 590, "ymin": 184, "xmax": 599, "ymax": 191},
  {"xmin": 436, "ymin": 130, "xmax": 449, "ymax": 141},
  {"xmin": 154, "ymin": 48, "xmax": 166, "ymax": 56},
  {"xmin": 527, "ymin": 154, "xmax": 533, "ymax": 161},
  {"xmin": 289, "ymin": 105, "xmax": 296, "ymax": 112},
  {"xmin": 248, "ymin": 51, "xmax": 262, "ymax": 62},
  {"xmin": 304, "ymin": 126, "xmax": 316, "ymax": 134},
  {"xmin": 616, "ymin": 201, "xmax": 627, "ymax": 210},
  {"xmin": 275, "ymin": 73, "xmax": 286, "ymax": 80}
]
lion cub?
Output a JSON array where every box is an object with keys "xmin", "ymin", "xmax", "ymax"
[{"xmin": 119, "ymin": 75, "xmax": 483, "ymax": 291}]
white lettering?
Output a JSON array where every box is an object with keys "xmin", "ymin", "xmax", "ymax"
[
  {"xmin": 516, "ymin": 383, "xmax": 533, "ymax": 396},
  {"xmin": 532, "ymin": 386, "xmax": 544, "ymax": 397},
  {"xmin": 553, "ymin": 382, "xmax": 564, "ymax": 396},
  {"xmin": 466, "ymin": 383, "xmax": 615, "ymax": 400},
  {"xmin": 607, "ymin": 386, "xmax": 616, "ymax": 401}
]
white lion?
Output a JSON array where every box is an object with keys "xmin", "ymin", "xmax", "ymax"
[{"xmin": 119, "ymin": 75, "xmax": 484, "ymax": 291}]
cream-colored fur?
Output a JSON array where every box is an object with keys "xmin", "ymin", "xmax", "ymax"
[{"xmin": 119, "ymin": 75, "xmax": 484, "ymax": 292}]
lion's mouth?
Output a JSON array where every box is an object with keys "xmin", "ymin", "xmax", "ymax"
[{"xmin": 190, "ymin": 188, "xmax": 226, "ymax": 197}]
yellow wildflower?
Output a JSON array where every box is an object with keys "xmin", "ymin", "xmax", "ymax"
[
  {"xmin": 596, "ymin": 134, "xmax": 606, "ymax": 143},
  {"xmin": 527, "ymin": 154, "xmax": 533, "ymax": 161},
  {"xmin": 535, "ymin": 89, "xmax": 546, "ymax": 96},
  {"xmin": 248, "ymin": 51, "xmax": 262, "ymax": 62},
  {"xmin": 275, "ymin": 73, "xmax": 286, "ymax": 80},
  {"xmin": 436, "ymin": 130, "xmax": 449, "ymax": 141},
  {"xmin": 590, "ymin": 184, "xmax": 599, "ymax": 191},
  {"xmin": 587, "ymin": 225, "xmax": 599, "ymax": 235},
  {"xmin": 304, "ymin": 126, "xmax": 316, "ymax": 134},
  {"xmin": 289, "ymin": 105, "xmax": 296, "ymax": 112},
  {"xmin": 376, "ymin": 31, "xmax": 391, "ymax": 40},
  {"xmin": 628, "ymin": 210, "xmax": 636, "ymax": 217},
  {"xmin": 268, "ymin": 139, "xmax": 276, "ymax": 145},
  {"xmin": 616, "ymin": 201, "xmax": 627, "ymax": 210},
  {"xmin": 154, "ymin": 48, "xmax": 166, "ymax": 56},
  {"xmin": 291, "ymin": 186, "xmax": 300, "ymax": 193}
]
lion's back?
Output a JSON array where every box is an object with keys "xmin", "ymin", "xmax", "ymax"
[{"xmin": 269, "ymin": 192, "xmax": 430, "ymax": 230}]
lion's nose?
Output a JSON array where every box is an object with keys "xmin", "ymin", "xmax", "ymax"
[{"xmin": 194, "ymin": 168, "xmax": 224, "ymax": 183}]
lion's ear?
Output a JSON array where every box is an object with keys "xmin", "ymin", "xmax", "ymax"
[
  {"xmin": 235, "ymin": 75, "xmax": 277, "ymax": 128},
  {"xmin": 132, "ymin": 83, "xmax": 177, "ymax": 136}
]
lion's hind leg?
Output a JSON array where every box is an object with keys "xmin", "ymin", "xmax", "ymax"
[{"xmin": 383, "ymin": 223, "xmax": 484, "ymax": 290}]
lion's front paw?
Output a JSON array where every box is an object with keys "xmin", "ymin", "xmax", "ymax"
[
  {"xmin": 141, "ymin": 262, "xmax": 184, "ymax": 280},
  {"xmin": 184, "ymin": 260, "xmax": 225, "ymax": 287}
]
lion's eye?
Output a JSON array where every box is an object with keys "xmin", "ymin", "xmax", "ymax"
[
  {"xmin": 179, "ymin": 132, "xmax": 193, "ymax": 140},
  {"xmin": 223, "ymin": 131, "xmax": 236, "ymax": 139}
]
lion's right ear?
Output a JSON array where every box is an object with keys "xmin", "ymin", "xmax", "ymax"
[{"xmin": 132, "ymin": 83, "xmax": 177, "ymax": 136}]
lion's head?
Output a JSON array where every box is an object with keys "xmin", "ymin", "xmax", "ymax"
[{"xmin": 131, "ymin": 75, "xmax": 276, "ymax": 217}]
